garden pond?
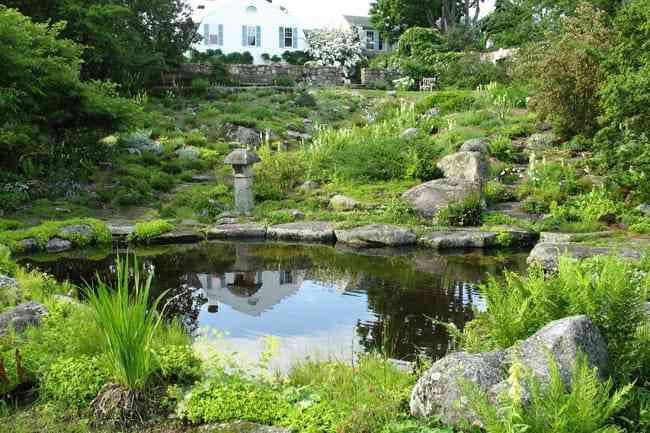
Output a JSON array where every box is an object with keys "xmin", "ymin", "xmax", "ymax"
[{"xmin": 19, "ymin": 241, "xmax": 528, "ymax": 369}]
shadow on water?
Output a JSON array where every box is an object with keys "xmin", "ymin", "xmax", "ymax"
[{"xmin": 19, "ymin": 241, "xmax": 528, "ymax": 362}]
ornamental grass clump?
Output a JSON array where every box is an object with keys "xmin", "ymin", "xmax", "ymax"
[{"xmin": 84, "ymin": 255, "xmax": 167, "ymax": 423}]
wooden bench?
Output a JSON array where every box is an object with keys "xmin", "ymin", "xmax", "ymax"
[{"xmin": 420, "ymin": 77, "xmax": 437, "ymax": 92}]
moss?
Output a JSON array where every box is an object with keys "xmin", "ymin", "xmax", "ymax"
[
  {"xmin": 0, "ymin": 218, "xmax": 112, "ymax": 253},
  {"xmin": 128, "ymin": 219, "xmax": 175, "ymax": 243}
]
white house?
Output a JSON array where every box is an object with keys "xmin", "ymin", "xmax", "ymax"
[
  {"xmin": 191, "ymin": 0, "xmax": 306, "ymax": 64},
  {"xmin": 342, "ymin": 15, "xmax": 393, "ymax": 54}
]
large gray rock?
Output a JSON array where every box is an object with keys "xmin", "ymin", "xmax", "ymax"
[
  {"xmin": 506, "ymin": 315, "xmax": 609, "ymax": 383},
  {"xmin": 460, "ymin": 138, "xmax": 489, "ymax": 154},
  {"xmin": 19, "ymin": 238, "xmax": 39, "ymax": 253},
  {"xmin": 539, "ymin": 232, "xmax": 613, "ymax": 243},
  {"xmin": 437, "ymin": 151, "xmax": 489, "ymax": 184},
  {"xmin": 0, "ymin": 276, "xmax": 17, "ymax": 291},
  {"xmin": 335, "ymin": 224, "xmax": 417, "ymax": 248},
  {"xmin": 267, "ymin": 222, "xmax": 336, "ymax": 243},
  {"xmin": 224, "ymin": 124, "xmax": 262, "ymax": 147},
  {"xmin": 107, "ymin": 222, "xmax": 135, "ymax": 239},
  {"xmin": 176, "ymin": 146, "xmax": 200, "ymax": 160},
  {"xmin": 527, "ymin": 242, "xmax": 642, "ymax": 271},
  {"xmin": 400, "ymin": 128, "xmax": 420, "ymax": 139},
  {"xmin": 420, "ymin": 227, "xmax": 538, "ymax": 250},
  {"xmin": 299, "ymin": 180, "xmax": 320, "ymax": 192},
  {"xmin": 526, "ymin": 133, "xmax": 556, "ymax": 150},
  {"xmin": 329, "ymin": 194, "xmax": 359, "ymax": 211},
  {"xmin": 207, "ymin": 223, "xmax": 267, "ymax": 240},
  {"xmin": 411, "ymin": 315, "xmax": 609, "ymax": 426},
  {"xmin": 46, "ymin": 237, "xmax": 72, "ymax": 253},
  {"xmin": 0, "ymin": 301, "xmax": 48, "ymax": 334},
  {"xmin": 402, "ymin": 179, "xmax": 480, "ymax": 219},
  {"xmin": 410, "ymin": 351, "xmax": 506, "ymax": 423},
  {"xmin": 59, "ymin": 224, "xmax": 93, "ymax": 239}
]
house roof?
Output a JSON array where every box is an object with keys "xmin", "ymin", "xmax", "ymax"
[{"xmin": 343, "ymin": 15, "xmax": 373, "ymax": 29}]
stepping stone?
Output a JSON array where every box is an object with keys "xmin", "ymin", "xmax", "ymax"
[
  {"xmin": 527, "ymin": 242, "xmax": 642, "ymax": 271},
  {"xmin": 148, "ymin": 230, "xmax": 205, "ymax": 245},
  {"xmin": 207, "ymin": 223, "xmax": 267, "ymax": 240},
  {"xmin": 419, "ymin": 226, "xmax": 538, "ymax": 250},
  {"xmin": 335, "ymin": 224, "xmax": 416, "ymax": 248},
  {"xmin": 267, "ymin": 222, "xmax": 336, "ymax": 243},
  {"xmin": 539, "ymin": 232, "xmax": 613, "ymax": 243}
]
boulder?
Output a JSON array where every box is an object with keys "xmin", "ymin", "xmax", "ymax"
[
  {"xmin": 400, "ymin": 128, "xmax": 420, "ymax": 139},
  {"xmin": 420, "ymin": 230, "xmax": 496, "ymax": 249},
  {"xmin": 410, "ymin": 351, "xmax": 505, "ymax": 423},
  {"xmin": 299, "ymin": 180, "xmax": 320, "ymax": 192},
  {"xmin": 459, "ymin": 138, "xmax": 489, "ymax": 154},
  {"xmin": 107, "ymin": 222, "xmax": 135, "ymax": 239},
  {"xmin": 526, "ymin": 133, "xmax": 556, "ymax": 150},
  {"xmin": 437, "ymin": 151, "xmax": 489, "ymax": 184},
  {"xmin": 335, "ymin": 224, "xmax": 417, "ymax": 248},
  {"xmin": 329, "ymin": 195, "xmax": 359, "ymax": 211},
  {"xmin": 19, "ymin": 238, "xmax": 38, "ymax": 253},
  {"xmin": 59, "ymin": 224, "xmax": 93, "ymax": 239},
  {"xmin": 267, "ymin": 222, "xmax": 336, "ymax": 243},
  {"xmin": 0, "ymin": 276, "xmax": 17, "ymax": 291},
  {"xmin": 176, "ymin": 146, "xmax": 200, "ymax": 160},
  {"xmin": 402, "ymin": 179, "xmax": 480, "ymax": 219},
  {"xmin": 635, "ymin": 204, "xmax": 650, "ymax": 216},
  {"xmin": 0, "ymin": 301, "xmax": 48, "ymax": 334},
  {"xmin": 224, "ymin": 124, "xmax": 261, "ymax": 147},
  {"xmin": 46, "ymin": 237, "xmax": 72, "ymax": 253},
  {"xmin": 506, "ymin": 315, "xmax": 609, "ymax": 383},
  {"xmin": 411, "ymin": 315, "xmax": 609, "ymax": 426},
  {"xmin": 286, "ymin": 130, "xmax": 312, "ymax": 141},
  {"xmin": 207, "ymin": 223, "xmax": 267, "ymax": 240},
  {"xmin": 527, "ymin": 242, "xmax": 642, "ymax": 271},
  {"xmin": 539, "ymin": 232, "xmax": 613, "ymax": 243}
]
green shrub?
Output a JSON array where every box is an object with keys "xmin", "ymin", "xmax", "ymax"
[
  {"xmin": 128, "ymin": 219, "xmax": 175, "ymax": 243},
  {"xmin": 485, "ymin": 180, "xmax": 514, "ymax": 205},
  {"xmin": 156, "ymin": 345, "xmax": 201, "ymax": 384},
  {"xmin": 517, "ymin": 159, "xmax": 580, "ymax": 214},
  {"xmin": 516, "ymin": 3, "xmax": 611, "ymax": 137},
  {"xmin": 416, "ymin": 91, "xmax": 477, "ymax": 115},
  {"xmin": 488, "ymin": 135, "xmax": 519, "ymax": 162},
  {"xmin": 183, "ymin": 374, "xmax": 291, "ymax": 424},
  {"xmin": 0, "ymin": 244, "xmax": 16, "ymax": 276},
  {"xmin": 41, "ymin": 355, "xmax": 110, "ymax": 408},
  {"xmin": 150, "ymin": 172, "xmax": 175, "ymax": 192},
  {"xmin": 438, "ymin": 52, "xmax": 510, "ymax": 89},
  {"xmin": 84, "ymin": 256, "xmax": 167, "ymax": 390},
  {"xmin": 464, "ymin": 354, "xmax": 632, "ymax": 433},
  {"xmin": 437, "ymin": 194, "xmax": 484, "ymax": 227},
  {"xmin": 471, "ymin": 256, "xmax": 650, "ymax": 382}
]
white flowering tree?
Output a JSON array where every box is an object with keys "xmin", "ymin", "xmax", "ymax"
[{"xmin": 305, "ymin": 27, "xmax": 365, "ymax": 79}]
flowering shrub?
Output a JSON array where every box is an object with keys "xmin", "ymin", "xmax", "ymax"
[
  {"xmin": 305, "ymin": 27, "xmax": 364, "ymax": 78},
  {"xmin": 393, "ymin": 77, "xmax": 415, "ymax": 91}
]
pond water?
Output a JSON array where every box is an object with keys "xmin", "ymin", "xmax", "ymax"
[{"xmin": 20, "ymin": 241, "xmax": 528, "ymax": 368}]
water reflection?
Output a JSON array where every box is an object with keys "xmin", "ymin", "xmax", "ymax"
[{"xmin": 20, "ymin": 241, "xmax": 528, "ymax": 364}]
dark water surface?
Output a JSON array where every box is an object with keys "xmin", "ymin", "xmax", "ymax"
[{"xmin": 20, "ymin": 241, "xmax": 528, "ymax": 365}]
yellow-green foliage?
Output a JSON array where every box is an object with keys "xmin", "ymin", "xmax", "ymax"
[
  {"xmin": 0, "ymin": 218, "xmax": 111, "ymax": 253},
  {"xmin": 128, "ymin": 219, "xmax": 175, "ymax": 242},
  {"xmin": 156, "ymin": 344, "xmax": 202, "ymax": 384},
  {"xmin": 41, "ymin": 355, "xmax": 110, "ymax": 408},
  {"xmin": 464, "ymin": 354, "xmax": 632, "ymax": 433}
]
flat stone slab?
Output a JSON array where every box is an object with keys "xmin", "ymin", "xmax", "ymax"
[
  {"xmin": 207, "ymin": 223, "xmax": 267, "ymax": 240},
  {"xmin": 527, "ymin": 242, "xmax": 643, "ymax": 271},
  {"xmin": 107, "ymin": 222, "xmax": 135, "ymax": 238},
  {"xmin": 46, "ymin": 237, "xmax": 72, "ymax": 253},
  {"xmin": 540, "ymin": 231, "xmax": 614, "ymax": 243},
  {"xmin": 267, "ymin": 222, "xmax": 336, "ymax": 243},
  {"xmin": 419, "ymin": 227, "xmax": 537, "ymax": 249},
  {"xmin": 335, "ymin": 224, "xmax": 416, "ymax": 248},
  {"xmin": 199, "ymin": 421, "xmax": 291, "ymax": 433},
  {"xmin": 148, "ymin": 230, "xmax": 205, "ymax": 245}
]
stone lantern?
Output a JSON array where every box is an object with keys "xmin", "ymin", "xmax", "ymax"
[{"xmin": 224, "ymin": 148, "xmax": 260, "ymax": 216}]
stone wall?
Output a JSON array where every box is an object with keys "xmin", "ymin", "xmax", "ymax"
[
  {"xmin": 180, "ymin": 63, "xmax": 344, "ymax": 87},
  {"xmin": 361, "ymin": 68, "xmax": 403, "ymax": 87}
]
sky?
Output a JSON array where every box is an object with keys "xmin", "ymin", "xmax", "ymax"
[
  {"xmin": 277, "ymin": 0, "xmax": 497, "ymax": 29},
  {"xmin": 192, "ymin": 0, "xmax": 497, "ymax": 29}
]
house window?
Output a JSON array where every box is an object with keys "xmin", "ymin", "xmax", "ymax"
[
  {"xmin": 378, "ymin": 34, "xmax": 384, "ymax": 50},
  {"xmin": 246, "ymin": 26, "xmax": 257, "ymax": 46},
  {"xmin": 366, "ymin": 31, "xmax": 376, "ymax": 50},
  {"xmin": 284, "ymin": 27, "xmax": 293, "ymax": 48},
  {"xmin": 204, "ymin": 23, "xmax": 224, "ymax": 46}
]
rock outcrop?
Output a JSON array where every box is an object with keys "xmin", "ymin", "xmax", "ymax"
[
  {"xmin": 437, "ymin": 151, "xmax": 489, "ymax": 185},
  {"xmin": 419, "ymin": 227, "xmax": 537, "ymax": 250},
  {"xmin": 402, "ymin": 179, "xmax": 480, "ymax": 219},
  {"xmin": 527, "ymin": 242, "xmax": 642, "ymax": 271},
  {"xmin": 335, "ymin": 224, "xmax": 417, "ymax": 248},
  {"xmin": 224, "ymin": 124, "xmax": 261, "ymax": 147},
  {"xmin": 411, "ymin": 315, "xmax": 608, "ymax": 426},
  {"xmin": 0, "ymin": 301, "xmax": 48, "ymax": 335},
  {"xmin": 329, "ymin": 195, "xmax": 359, "ymax": 211}
]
